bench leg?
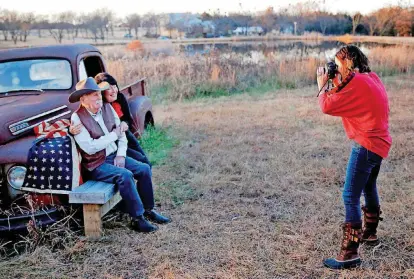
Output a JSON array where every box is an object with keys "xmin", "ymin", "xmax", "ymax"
[{"xmin": 83, "ymin": 204, "xmax": 102, "ymax": 238}]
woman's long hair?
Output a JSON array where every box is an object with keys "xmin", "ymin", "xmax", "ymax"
[
  {"xmin": 94, "ymin": 72, "xmax": 121, "ymax": 102},
  {"xmin": 335, "ymin": 45, "xmax": 371, "ymax": 73}
]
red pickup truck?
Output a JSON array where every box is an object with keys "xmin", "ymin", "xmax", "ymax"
[{"xmin": 0, "ymin": 44, "xmax": 154, "ymax": 232}]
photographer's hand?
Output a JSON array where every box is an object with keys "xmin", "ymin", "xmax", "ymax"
[{"xmin": 317, "ymin": 67, "xmax": 329, "ymax": 92}]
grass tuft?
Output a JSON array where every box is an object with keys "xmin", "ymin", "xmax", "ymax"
[{"xmin": 139, "ymin": 125, "xmax": 179, "ymax": 166}]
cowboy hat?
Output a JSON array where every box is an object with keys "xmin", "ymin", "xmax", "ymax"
[{"xmin": 68, "ymin": 77, "xmax": 109, "ymax": 103}]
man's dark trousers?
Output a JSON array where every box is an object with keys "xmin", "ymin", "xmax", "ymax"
[{"xmin": 87, "ymin": 153, "xmax": 154, "ymax": 217}]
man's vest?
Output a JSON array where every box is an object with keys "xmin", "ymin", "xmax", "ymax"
[{"xmin": 76, "ymin": 103, "xmax": 116, "ymax": 171}]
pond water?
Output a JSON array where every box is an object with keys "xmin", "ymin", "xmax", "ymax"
[{"xmin": 145, "ymin": 40, "xmax": 408, "ymax": 60}]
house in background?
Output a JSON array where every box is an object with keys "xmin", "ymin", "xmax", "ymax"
[{"xmin": 233, "ymin": 26, "xmax": 264, "ymax": 36}]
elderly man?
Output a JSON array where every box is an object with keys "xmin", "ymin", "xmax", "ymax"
[{"xmin": 69, "ymin": 77, "xmax": 170, "ymax": 233}]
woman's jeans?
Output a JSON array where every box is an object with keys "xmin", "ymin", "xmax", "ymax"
[
  {"xmin": 125, "ymin": 130, "xmax": 151, "ymax": 167},
  {"xmin": 343, "ymin": 141, "xmax": 383, "ymax": 223}
]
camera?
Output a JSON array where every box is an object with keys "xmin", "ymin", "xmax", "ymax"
[
  {"xmin": 316, "ymin": 61, "xmax": 338, "ymax": 97},
  {"xmin": 326, "ymin": 61, "xmax": 338, "ymax": 79}
]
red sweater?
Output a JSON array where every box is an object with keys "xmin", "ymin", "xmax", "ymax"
[
  {"xmin": 111, "ymin": 101, "xmax": 124, "ymax": 118},
  {"xmin": 319, "ymin": 72, "xmax": 392, "ymax": 158}
]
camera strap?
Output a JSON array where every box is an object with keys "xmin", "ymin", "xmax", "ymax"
[{"xmin": 316, "ymin": 79, "xmax": 330, "ymax": 97}]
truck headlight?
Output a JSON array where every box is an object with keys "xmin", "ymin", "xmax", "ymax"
[{"xmin": 7, "ymin": 166, "xmax": 27, "ymax": 190}]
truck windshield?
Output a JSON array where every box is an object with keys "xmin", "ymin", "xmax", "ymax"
[{"xmin": 0, "ymin": 59, "xmax": 72, "ymax": 94}]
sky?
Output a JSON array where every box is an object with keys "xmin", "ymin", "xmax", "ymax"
[{"xmin": 0, "ymin": 0, "xmax": 407, "ymax": 17}]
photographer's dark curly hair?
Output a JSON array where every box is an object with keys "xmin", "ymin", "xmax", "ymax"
[{"xmin": 336, "ymin": 45, "xmax": 371, "ymax": 73}]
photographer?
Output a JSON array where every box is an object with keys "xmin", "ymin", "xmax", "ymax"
[{"xmin": 316, "ymin": 45, "xmax": 392, "ymax": 269}]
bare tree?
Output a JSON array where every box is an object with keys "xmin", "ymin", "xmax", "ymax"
[
  {"xmin": 283, "ymin": 0, "xmax": 321, "ymax": 16},
  {"xmin": 352, "ymin": 12, "xmax": 363, "ymax": 35},
  {"xmin": 99, "ymin": 9, "xmax": 114, "ymax": 39},
  {"xmin": 84, "ymin": 9, "xmax": 112, "ymax": 42},
  {"xmin": 59, "ymin": 12, "xmax": 77, "ymax": 41},
  {"xmin": 318, "ymin": 14, "xmax": 333, "ymax": 35},
  {"xmin": 19, "ymin": 12, "xmax": 35, "ymax": 42},
  {"xmin": 85, "ymin": 14, "xmax": 103, "ymax": 42},
  {"xmin": 278, "ymin": 0, "xmax": 321, "ymax": 35},
  {"xmin": 73, "ymin": 14, "xmax": 82, "ymax": 40},
  {"xmin": 142, "ymin": 13, "xmax": 161, "ymax": 37},
  {"xmin": 126, "ymin": 13, "xmax": 141, "ymax": 38},
  {"xmin": 164, "ymin": 21, "xmax": 175, "ymax": 38},
  {"xmin": 34, "ymin": 14, "xmax": 49, "ymax": 38},
  {"xmin": 0, "ymin": 10, "xmax": 21, "ymax": 43},
  {"xmin": 395, "ymin": 8, "xmax": 413, "ymax": 36},
  {"xmin": 363, "ymin": 14, "xmax": 377, "ymax": 35},
  {"xmin": 0, "ymin": 9, "xmax": 10, "ymax": 41},
  {"xmin": 372, "ymin": 7, "xmax": 400, "ymax": 36},
  {"xmin": 49, "ymin": 12, "xmax": 75, "ymax": 43},
  {"xmin": 8, "ymin": 11, "xmax": 21, "ymax": 44},
  {"xmin": 77, "ymin": 13, "xmax": 89, "ymax": 38},
  {"xmin": 258, "ymin": 6, "xmax": 277, "ymax": 33}
]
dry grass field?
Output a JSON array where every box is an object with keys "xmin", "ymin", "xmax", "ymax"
[
  {"xmin": 0, "ymin": 73, "xmax": 412, "ymax": 278},
  {"xmin": 1, "ymin": 38, "xmax": 413, "ymax": 278},
  {"xmin": 102, "ymin": 44, "xmax": 414, "ymax": 103}
]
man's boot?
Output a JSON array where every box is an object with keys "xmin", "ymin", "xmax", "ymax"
[
  {"xmin": 362, "ymin": 206, "xmax": 383, "ymax": 243},
  {"xmin": 130, "ymin": 215, "xmax": 158, "ymax": 233},
  {"xmin": 144, "ymin": 209, "xmax": 171, "ymax": 224},
  {"xmin": 323, "ymin": 222, "xmax": 362, "ymax": 269}
]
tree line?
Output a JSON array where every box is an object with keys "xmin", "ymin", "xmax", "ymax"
[{"xmin": 0, "ymin": 1, "xmax": 413, "ymax": 45}]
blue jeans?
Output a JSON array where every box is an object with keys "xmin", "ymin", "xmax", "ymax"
[
  {"xmin": 126, "ymin": 130, "xmax": 151, "ymax": 167},
  {"xmin": 343, "ymin": 141, "xmax": 383, "ymax": 223},
  {"xmin": 86, "ymin": 154, "xmax": 154, "ymax": 217}
]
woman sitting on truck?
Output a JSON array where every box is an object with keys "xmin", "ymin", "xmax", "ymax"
[{"xmin": 69, "ymin": 73, "xmax": 151, "ymax": 167}]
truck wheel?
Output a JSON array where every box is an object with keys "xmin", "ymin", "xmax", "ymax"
[{"xmin": 144, "ymin": 112, "xmax": 154, "ymax": 129}]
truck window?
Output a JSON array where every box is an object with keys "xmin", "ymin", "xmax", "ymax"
[
  {"xmin": 0, "ymin": 59, "xmax": 72, "ymax": 93},
  {"xmin": 79, "ymin": 56, "xmax": 104, "ymax": 79}
]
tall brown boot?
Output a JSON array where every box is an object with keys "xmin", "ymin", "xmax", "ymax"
[
  {"xmin": 323, "ymin": 222, "xmax": 362, "ymax": 269},
  {"xmin": 362, "ymin": 206, "xmax": 383, "ymax": 243}
]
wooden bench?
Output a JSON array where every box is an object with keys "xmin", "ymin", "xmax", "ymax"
[{"xmin": 69, "ymin": 181, "xmax": 122, "ymax": 237}]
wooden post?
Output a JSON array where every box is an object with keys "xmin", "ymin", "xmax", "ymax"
[{"xmin": 83, "ymin": 204, "xmax": 102, "ymax": 238}]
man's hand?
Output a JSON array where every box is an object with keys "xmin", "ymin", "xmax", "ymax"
[
  {"xmin": 113, "ymin": 126, "xmax": 123, "ymax": 138},
  {"xmin": 69, "ymin": 121, "xmax": 83, "ymax": 135},
  {"xmin": 120, "ymin": 121, "xmax": 129, "ymax": 133},
  {"xmin": 317, "ymin": 67, "xmax": 329, "ymax": 92},
  {"xmin": 114, "ymin": 156, "xmax": 126, "ymax": 168}
]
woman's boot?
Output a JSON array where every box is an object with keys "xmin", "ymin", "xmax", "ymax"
[
  {"xmin": 323, "ymin": 222, "xmax": 362, "ymax": 269},
  {"xmin": 362, "ymin": 206, "xmax": 383, "ymax": 243}
]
